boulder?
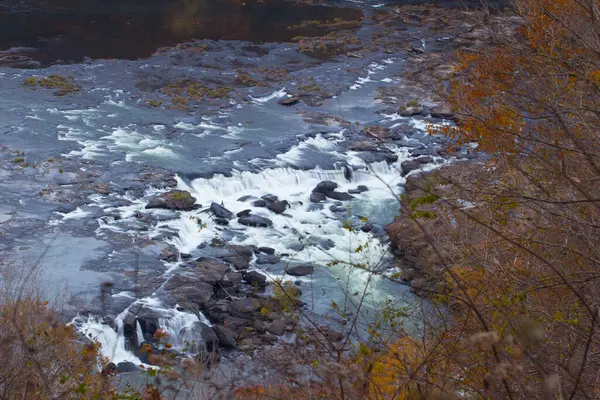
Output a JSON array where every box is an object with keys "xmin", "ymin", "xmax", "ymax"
[
  {"xmin": 286, "ymin": 265, "xmax": 314, "ymax": 276},
  {"xmin": 309, "ymin": 192, "xmax": 327, "ymax": 203},
  {"xmin": 237, "ymin": 195, "xmax": 253, "ymax": 202},
  {"xmin": 183, "ymin": 322, "xmax": 218, "ymax": 352},
  {"xmin": 226, "ymin": 245, "xmax": 255, "ymax": 258},
  {"xmin": 228, "ymin": 298, "xmax": 260, "ymax": 319},
  {"xmin": 324, "ymin": 191, "xmax": 354, "ymax": 201},
  {"xmin": 237, "ymin": 209, "xmax": 252, "ymax": 217},
  {"xmin": 215, "ymin": 217, "xmax": 229, "ymax": 226},
  {"xmin": 267, "ymin": 200, "xmax": 289, "ymax": 214},
  {"xmin": 261, "ymin": 194, "xmax": 278, "ymax": 203},
  {"xmin": 348, "ymin": 189, "xmax": 361, "ymax": 195},
  {"xmin": 278, "ymin": 96, "xmax": 300, "ymax": 106},
  {"xmin": 256, "ymin": 254, "xmax": 281, "ymax": 264},
  {"xmin": 357, "ymin": 185, "xmax": 369, "ymax": 192},
  {"xmin": 223, "ymin": 255, "xmax": 251, "ymax": 270},
  {"xmin": 252, "ymin": 199, "xmax": 267, "ymax": 207},
  {"xmin": 244, "ymin": 271, "xmax": 267, "ymax": 286},
  {"xmin": 259, "ymin": 246, "xmax": 275, "ymax": 255},
  {"xmin": 160, "ymin": 246, "xmax": 179, "ymax": 262},
  {"xmin": 220, "ymin": 271, "xmax": 243, "ymax": 287},
  {"xmin": 116, "ymin": 361, "xmax": 141, "ymax": 373},
  {"xmin": 429, "ymin": 105, "xmax": 455, "ymax": 120},
  {"xmin": 313, "ymin": 181, "xmax": 338, "ymax": 193},
  {"xmin": 213, "ymin": 324, "xmax": 236, "ymax": 348},
  {"xmin": 238, "ymin": 214, "xmax": 273, "ymax": 228},
  {"xmin": 210, "ymin": 202, "xmax": 234, "ymax": 220},
  {"xmin": 145, "ymin": 196, "xmax": 167, "ymax": 209},
  {"xmin": 191, "ymin": 258, "xmax": 231, "ymax": 285},
  {"xmin": 361, "ymin": 223, "xmax": 374, "ymax": 233},
  {"xmin": 252, "ymin": 319, "xmax": 266, "ymax": 334},
  {"xmin": 164, "ymin": 275, "xmax": 214, "ymax": 307},
  {"xmin": 160, "ymin": 190, "xmax": 196, "ymax": 210},
  {"xmin": 266, "ymin": 320, "xmax": 286, "ymax": 336},
  {"xmin": 400, "ymin": 160, "xmax": 420, "ymax": 177}
]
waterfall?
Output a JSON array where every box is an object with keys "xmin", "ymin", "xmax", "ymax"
[
  {"xmin": 157, "ymin": 308, "xmax": 211, "ymax": 353},
  {"xmin": 136, "ymin": 319, "xmax": 145, "ymax": 347}
]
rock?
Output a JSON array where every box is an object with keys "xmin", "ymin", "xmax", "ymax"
[
  {"xmin": 223, "ymin": 255, "xmax": 251, "ymax": 270},
  {"xmin": 116, "ymin": 361, "xmax": 141, "ymax": 373},
  {"xmin": 102, "ymin": 362, "xmax": 117, "ymax": 375},
  {"xmin": 346, "ymin": 141, "xmax": 380, "ymax": 152},
  {"xmin": 227, "ymin": 245, "xmax": 255, "ymax": 258},
  {"xmin": 313, "ymin": 181, "xmax": 338, "ymax": 193},
  {"xmin": 256, "ymin": 254, "xmax": 281, "ymax": 264},
  {"xmin": 145, "ymin": 196, "xmax": 167, "ymax": 209},
  {"xmin": 223, "ymin": 316, "xmax": 252, "ymax": 330},
  {"xmin": 266, "ymin": 320, "xmax": 286, "ymax": 336},
  {"xmin": 237, "ymin": 195, "xmax": 253, "ymax": 202},
  {"xmin": 160, "ymin": 246, "xmax": 179, "ymax": 262},
  {"xmin": 160, "ymin": 190, "xmax": 196, "ymax": 210},
  {"xmin": 308, "ymin": 203, "xmax": 324, "ymax": 211},
  {"xmin": 215, "ymin": 217, "xmax": 229, "ymax": 226},
  {"xmin": 278, "ymin": 96, "xmax": 300, "ymax": 106},
  {"xmin": 259, "ymin": 246, "xmax": 275, "ymax": 255},
  {"xmin": 237, "ymin": 209, "xmax": 252, "ymax": 217},
  {"xmin": 309, "ymin": 192, "xmax": 327, "ymax": 203},
  {"xmin": 135, "ymin": 307, "xmax": 164, "ymax": 337},
  {"xmin": 361, "ymin": 223, "xmax": 374, "ymax": 233},
  {"xmin": 348, "ymin": 189, "xmax": 361, "ymax": 194},
  {"xmin": 180, "ymin": 253, "xmax": 192, "ymax": 260},
  {"xmin": 261, "ymin": 194, "xmax": 278, "ymax": 203},
  {"xmin": 429, "ymin": 105, "xmax": 455, "ymax": 120},
  {"xmin": 415, "ymin": 156, "xmax": 434, "ymax": 165},
  {"xmin": 238, "ymin": 214, "xmax": 273, "ymax": 228},
  {"xmin": 244, "ymin": 271, "xmax": 267, "ymax": 286},
  {"xmin": 324, "ymin": 191, "xmax": 354, "ymax": 201},
  {"xmin": 252, "ymin": 199, "xmax": 267, "ymax": 207},
  {"xmin": 267, "ymin": 200, "xmax": 289, "ymax": 214},
  {"xmin": 400, "ymin": 106, "xmax": 424, "ymax": 116},
  {"xmin": 213, "ymin": 324, "xmax": 236, "ymax": 348},
  {"xmin": 322, "ymin": 327, "xmax": 344, "ymax": 342},
  {"xmin": 286, "ymin": 265, "xmax": 314, "ymax": 276},
  {"xmin": 185, "ymin": 322, "xmax": 218, "ymax": 352},
  {"xmin": 191, "ymin": 258, "xmax": 231, "ymax": 285},
  {"xmin": 228, "ymin": 298, "xmax": 260, "ymax": 319},
  {"xmin": 210, "ymin": 202, "xmax": 234, "ymax": 220},
  {"xmin": 220, "ymin": 271, "xmax": 243, "ymax": 287},
  {"xmin": 400, "ymin": 160, "xmax": 420, "ymax": 177},
  {"xmin": 252, "ymin": 319, "xmax": 266, "ymax": 334},
  {"xmin": 164, "ymin": 275, "xmax": 214, "ymax": 307}
]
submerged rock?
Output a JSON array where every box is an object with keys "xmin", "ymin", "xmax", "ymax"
[{"xmin": 324, "ymin": 191, "xmax": 354, "ymax": 201}]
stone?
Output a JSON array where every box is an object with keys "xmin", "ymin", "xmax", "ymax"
[
  {"xmin": 228, "ymin": 298, "xmax": 260, "ymax": 319},
  {"xmin": 191, "ymin": 258, "xmax": 231, "ymax": 285},
  {"xmin": 286, "ymin": 265, "xmax": 314, "ymax": 276},
  {"xmin": 256, "ymin": 254, "xmax": 281, "ymax": 264},
  {"xmin": 164, "ymin": 275, "xmax": 214, "ymax": 307},
  {"xmin": 226, "ymin": 245, "xmax": 255, "ymax": 258},
  {"xmin": 220, "ymin": 271, "xmax": 243, "ymax": 287},
  {"xmin": 361, "ymin": 223, "xmax": 374, "ymax": 233},
  {"xmin": 237, "ymin": 209, "xmax": 252, "ymax": 217},
  {"xmin": 244, "ymin": 271, "xmax": 267, "ymax": 285},
  {"xmin": 223, "ymin": 316, "xmax": 252, "ymax": 330},
  {"xmin": 160, "ymin": 246, "xmax": 178, "ymax": 262},
  {"xmin": 261, "ymin": 194, "xmax": 278, "ymax": 203},
  {"xmin": 429, "ymin": 105, "xmax": 455, "ymax": 120},
  {"xmin": 160, "ymin": 190, "xmax": 196, "ymax": 210},
  {"xmin": 252, "ymin": 199, "xmax": 267, "ymax": 207},
  {"xmin": 313, "ymin": 181, "xmax": 338, "ymax": 193},
  {"xmin": 358, "ymin": 185, "xmax": 370, "ymax": 192},
  {"xmin": 278, "ymin": 96, "xmax": 300, "ymax": 106},
  {"xmin": 400, "ymin": 160, "xmax": 420, "ymax": 177},
  {"xmin": 215, "ymin": 217, "xmax": 229, "ymax": 226},
  {"xmin": 238, "ymin": 214, "xmax": 273, "ymax": 228},
  {"xmin": 145, "ymin": 196, "xmax": 167, "ymax": 209},
  {"xmin": 324, "ymin": 191, "xmax": 354, "ymax": 201},
  {"xmin": 348, "ymin": 189, "xmax": 361, "ymax": 194},
  {"xmin": 213, "ymin": 324, "xmax": 236, "ymax": 348},
  {"xmin": 184, "ymin": 322, "xmax": 218, "ymax": 352},
  {"xmin": 252, "ymin": 319, "xmax": 266, "ymax": 334},
  {"xmin": 267, "ymin": 200, "xmax": 288, "ymax": 214},
  {"xmin": 116, "ymin": 361, "xmax": 141, "ymax": 373},
  {"xmin": 237, "ymin": 195, "xmax": 253, "ymax": 202},
  {"xmin": 259, "ymin": 246, "xmax": 275, "ymax": 255},
  {"xmin": 309, "ymin": 192, "xmax": 327, "ymax": 203},
  {"xmin": 210, "ymin": 202, "xmax": 234, "ymax": 220},
  {"xmin": 223, "ymin": 255, "xmax": 250, "ymax": 270},
  {"xmin": 266, "ymin": 320, "xmax": 286, "ymax": 336}
]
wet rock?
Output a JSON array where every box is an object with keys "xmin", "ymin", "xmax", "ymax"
[
  {"xmin": 165, "ymin": 275, "xmax": 214, "ymax": 307},
  {"xmin": 313, "ymin": 181, "xmax": 338, "ymax": 193},
  {"xmin": 308, "ymin": 203, "xmax": 324, "ymax": 211},
  {"xmin": 228, "ymin": 298, "xmax": 260, "ymax": 319},
  {"xmin": 135, "ymin": 307, "xmax": 164, "ymax": 337},
  {"xmin": 286, "ymin": 265, "xmax": 314, "ymax": 276},
  {"xmin": 213, "ymin": 324, "xmax": 236, "ymax": 348},
  {"xmin": 223, "ymin": 255, "xmax": 251, "ymax": 270},
  {"xmin": 278, "ymin": 96, "xmax": 300, "ymax": 106},
  {"xmin": 266, "ymin": 320, "xmax": 286, "ymax": 336},
  {"xmin": 116, "ymin": 361, "xmax": 141, "ymax": 373},
  {"xmin": 238, "ymin": 195, "xmax": 253, "ymax": 202},
  {"xmin": 261, "ymin": 194, "xmax": 278, "ymax": 203},
  {"xmin": 160, "ymin": 246, "xmax": 179, "ymax": 262},
  {"xmin": 347, "ymin": 141, "xmax": 379, "ymax": 152},
  {"xmin": 259, "ymin": 246, "xmax": 275, "ymax": 255},
  {"xmin": 145, "ymin": 196, "xmax": 167, "ymax": 209},
  {"xmin": 322, "ymin": 327, "xmax": 344, "ymax": 342},
  {"xmin": 187, "ymin": 322, "xmax": 218, "ymax": 352},
  {"xmin": 400, "ymin": 106, "xmax": 424, "ymax": 116},
  {"xmin": 348, "ymin": 189, "xmax": 361, "ymax": 194},
  {"xmin": 223, "ymin": 316, "xmax": 252, "ymax": 330},
  {"xmin": 252, "ymin": 199, "xmax": 267, "ymax": 207},
  {"xmin": 252, "ymin": 319, "xmax": 266, "ymax": 334},
  {"xmin": 267, "ymin": 200, "xmax": 288, "ymax": 214},
  {"xmin": 429, "ymin": 105, "xmax": 455, "ymax": 120},
  {"xmin": 237, "ymin": 209, "xmax": 251, "ymax": 217},
  {"xmin": 181, "ymin": 253, "xmax": 192, "ymax": 260},
  {"xmin": 238, "ymin": 214, "xmax": 273, "ymax": 228},
  {"xmin": 214, "ymin": 217, "xmax": 229, "ymax": 226},
  {"xmin": 244, "ymin": 271, "xmax": 267, "ymax": 286},
  {"xmin": 159, "ymin": 190, "xmax": 196, "ymax": 210},
  {"xmin": 102, "ymin": 362, "xmax": 117, "ymax": 375},
  {"xmin": 256, "ymin": 254, "xmax": 281, "ymax": 264},
  {"xmin": 361, "ymin": 223, "xmax": 374, "ymax": 233},
  {"xmin": 210, "ymin": 237, "xmax": 226, "ymax": 247},
  {"xmin": 227, "ymin": 245, "xmax": 255, "ymax": 258},
  {"xmin": 309, "ymin": 192, "xmax": 327, "ymax": 203},
  {"xmin": 324, "ymin": 191, "xmax": 354, "ymax": 201},
  {"xmin": 191, "ymin": 258, "xmax": 231, "ymax": 285},
  {"xmin": 210, "ymin": 202, "xmax": 234, "ymax": 220},
  {"xmin": 401, "ymin": 156, "xmax": 434, "ymax": 177},
  {"xmin": 220, "ymin": 271, "xmax": 243, "ymax": 287}
]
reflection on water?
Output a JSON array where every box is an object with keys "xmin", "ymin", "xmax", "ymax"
[{"xmin": 0, "ymin": 0, "xmax": 362, "ymax": 67}]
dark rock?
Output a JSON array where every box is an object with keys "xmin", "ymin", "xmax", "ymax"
[
  {"xmin": 220, "ymin": 271, "xmax": 243, "ymax": 287},
  {"xmin": 252, "ymin": 199, "xmax": 267, "ymax": 207},
  {"xmin": 180, "ymin": 253, "xmax": 192, "ymax": 260},
  {"xmin": 244, "ymin": 271, "xmax": 267, "ymax": 285},
  {"xmin": 237, "ymin": 195, "xmax": 253, "ymax": 202},
  {"xmin": 224, "ymin": 316, "xmax": 252, "ymax": 331},
  {"xmin": 400, "ymin": 160, "xmax": 420, "ymax": 177},
  {"xmin": 313, "ymin": 181, "xmax": 338, "ymax": 193},
  {"xmin": 164, "ymin": 275, "xmax": 214, "ymax": 307},
  {"xmin": 160, "ymin": 190, "xmax": 196, "ymax": 210},
  {"xmin": 252, "ymin": 319, "xmax": 266, "ymax": 334},
  {"xmin": 429, "ymin": 105, "xmax": 455, "ymax": 120},
  {"xmin": 213, "ymin": 324, "xmax": 236, "ymax": 348},
  {"xmin": 102, "ymin": 362, "xmax": 117, "ymax": 375},
  {"xmin": 286, "ymin": 265, "xmax": 314, "ymax": 276},
  {"xmin": 278, "ymin": 96, "xmax": 300, "ymax": 106},
  {"xmin": 210, "ymin": 202, "xmax": 234, "ymax": 220},
  {"xmin": 237, "ymin": 209, "xmax": 252, "ymax": 217},
  {"xmin": 238, "ymin": 214, "xmax": 273, "ymax": 228},
  {"xmin": 259, "ymin": 246, "xmax": 275, "ymax": 255},
  {"xmin": 361, "ymin": 223, "xmax": 374, "ymax": 233},
  {"xmin": 116, "ymin": 361, "xmax": 141, "ymax": 373},
  {"xmin": 261, "ymin": 194, "xmax": 278, "ymax": 203},
  {"xmin": 191, "ymin": 258, "xmax": 231, "ymax": 285},
  {"xmin": 324, "ymin": 191, "xmax": 354, "ymax": 201},
  {"xmin": 135, "ymin": 307, "xmax": 164, "ymax": 337},
  {"xmin": 308, "ymin": 203, "xmax": 324, "ymax": 211},
  {"xmin": 145, "ymin": 196, "xmax": 167, "ymax": 209},
  {"xmin": 226, "ymin": 245, "xmax": 254, "ymax": 258},
  {"xmin": 256, "ymin": 254, "xmax": 281, "ymax": 264},
  {"xmin": 267, "ymin": 200, "xmax": 288, "ymax": 214},
  {"xmin": 228, "ymin": 298, "xmax": 260, "ymax": 319},
  {"xmin": 215, "ymin": 217, "xmax": 229, "ymax": 226},
  {"xmin": 223, "ymin": 255, "xmax": 250, "ymax": 270},
  {"xmin": 309, "ymin": 192, "xmax": 327, "ymax": 203},
  {"xmin": 160, "ymin": 246, "xmax": 179, "ymax": 262},
  {"xmin": 185, "ymin": 322, "xmax": 218, "ymax": 352},
  {"xmin": 266, "ymin": 320, "xmax": 286, "ymax": 336},
  {"xmin": 348, "ymin": 189, "xmax": 361, "ymax": 194},
  {"xmin": 415, "ymin": 156, "xmax": 434, "ymax": 165}
]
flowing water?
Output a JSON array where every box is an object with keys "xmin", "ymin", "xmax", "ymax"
[{"xmin": 0, "ymin": 0, "xmax": 463, "ymax": 364}]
